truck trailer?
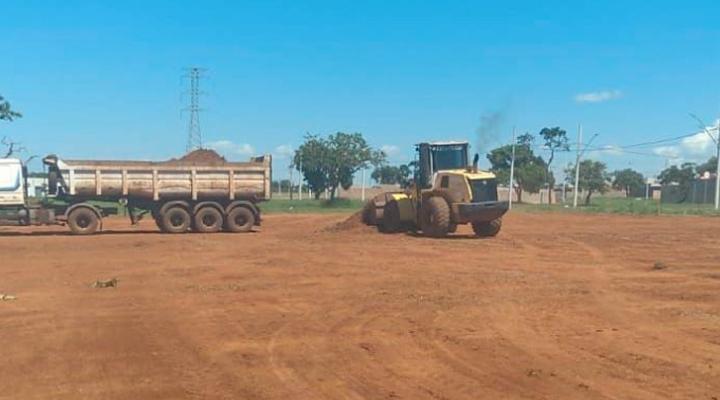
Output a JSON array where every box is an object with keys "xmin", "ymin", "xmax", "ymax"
[{"xmin": 0, "ymin": 154, "xmax": 272, "ymax": 234}]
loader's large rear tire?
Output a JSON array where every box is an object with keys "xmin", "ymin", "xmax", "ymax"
[
  {"xmin": 472, "ymin": 218, "xmax": 502, "ymax": 237},
  {"xmin": 160, "ymin": 206, "xmax": 191, "ymax": 234},
  {"xmin": 378, "ymin": 200, "xmax": 402, "ymax": 233},
  {"xmin": 421, "ymin": 196, "xmax": 451, "ymax": 238},
  {"xmin": 67, "ymin": 207, "xmax": 100, "ymax": 235}
]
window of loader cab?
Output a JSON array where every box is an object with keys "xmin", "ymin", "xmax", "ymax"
[{"xmin": 431, "ymin": 145, "xmax": 467, "ymax": 171}]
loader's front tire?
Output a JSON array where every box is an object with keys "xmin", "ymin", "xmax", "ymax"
[
  {"xmin": 361, "ymin": 200, "xmax": 376, "ymax": 225},
  {"xmin": 378, "ymin": 200, "xmax": 402, "ymax": 233},
  {"xmin": 472, "ymin": 218, "xmax": 502, "ymax": 237},
  {"xmin": 421, "ymin": 196, "xmax": 450, "ymax": 237}
]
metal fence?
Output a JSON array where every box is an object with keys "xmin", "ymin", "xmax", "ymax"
[{"xmin": 661, "ymin": 180, "xmax": 716, "ymax": 204}]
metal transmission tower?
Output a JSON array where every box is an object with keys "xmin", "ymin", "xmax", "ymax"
[{"xmin": 183, "ymin": 67, "xmax": 206, "ymax": 152}]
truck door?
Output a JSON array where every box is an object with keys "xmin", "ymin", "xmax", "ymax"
[{"xmin": 0, "ymin": 160, "xmax": 25, "ymax": 206}]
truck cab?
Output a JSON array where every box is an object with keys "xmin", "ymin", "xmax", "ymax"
[{"xmin": 0, "ymin": 158, "xmax": 26, "ymax": 206}]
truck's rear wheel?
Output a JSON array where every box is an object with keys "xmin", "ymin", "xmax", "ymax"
[
  {"xmin": 194, "ymin": 206, "xmax": 224, "ymax": 233},
  {"xmin": 67, "ymin": 207, "xmax": 100, "ymax": 235},
  {"xmin": 225, "ymin": 206, "xmax": 255, "ymax": 232},
  {"xmin": 160, "ymin": 206, "xmax": 191, "ymax": 233},
  {"xmin": 421, "ymin": 196, "xmax": 450, "ymax": 237},
  {"xmin": 472, "ymin": 218, "xmax": 502, "ymax": 237}
]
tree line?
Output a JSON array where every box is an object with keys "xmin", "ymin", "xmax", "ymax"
[
  {"xmin": 368, "ymin": 126, "xmax": 718, "ymax": 206},
  {"xmin": 3, "ymin": 91, "xmax": 715, "ymax": 205}
]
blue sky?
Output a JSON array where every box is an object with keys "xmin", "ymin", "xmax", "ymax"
[{"xmin": 1, "ymin": 0, "xmax": 719, "ymax": 180}]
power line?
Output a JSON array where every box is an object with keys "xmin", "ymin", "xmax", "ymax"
[
  {"xmin": 526, "ymin": 131, "xmax": 701, "ymax": 158},
  {"xmin": 596, "ymin": 132, "xmax": 700, "ymax": 150},
  {"xmin": 587, "ymin": 148, "xmax": 679, "ymax": 159}
]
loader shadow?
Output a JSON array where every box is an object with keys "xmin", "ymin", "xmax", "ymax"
[{"xmin": 404, "ymin": 232, "xmax": 487, "ymax": 240}]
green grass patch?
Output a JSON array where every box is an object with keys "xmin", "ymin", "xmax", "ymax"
[
  {"xmin": 260, "ymin": 198, "xmax": 364, "ymax": 214},
  {"xmin": 514, "ymin": 197, "xmax": 720, "ymax": 216}
]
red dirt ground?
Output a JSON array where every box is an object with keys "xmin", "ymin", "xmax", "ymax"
[{"xmin": 0, "ymin": 212, "xmax": 719, "ymax": 399}]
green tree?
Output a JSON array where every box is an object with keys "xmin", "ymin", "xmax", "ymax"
[
  {"xmin": 371, "ymin": 164, "xmax": 412, "ymax": 187},
  {"xmin": 487, "ymin": 134, "xmax": 547, "ymax": 203},
  {"xmin": 538, "ymin": 127, "xmax": 569, "ymax": 204},
  {"xmin": 372, "ymin": 165, "xmax": 401, "ymax": 184},
  {"xmin": 658, "ymin": 162, "xmax": 696, "ymax": 189},
  {"xmin": 1, "ymin": 94, "xmax": 23, "ymax": 158},
  {"xmin": 0, "ymin": 95, "xmax": 21, "ymax": 122},
  {"xmin": 293, "ymin": 132, "xmax": 385, "ymax": 200},
  {"xmin": 565, "ymin": 159, "xmax": 609, "ymax": 205},
  {"xmin": 612, "ymin": 168, "xmax": 645, "ymax": 197},
  {"xmin": 293, "ymin": 135, "xmax": 329, "ymax": 199},
  {"xmin": 697, "ymin": 156, "xmax": 717, "ymax": 176}
]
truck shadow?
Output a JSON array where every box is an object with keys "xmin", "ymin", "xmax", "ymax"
[
  {"xmin": 0, "ymin": 229, "xmax": 259, "ymax": 237},
  {"xmin": 0, "ymin": 230, "xmax": 162, "ymax": 237}
]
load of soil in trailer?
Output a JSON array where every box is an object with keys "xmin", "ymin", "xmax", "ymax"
[{"xmin": 170, "ymin": 149, "xmax": 228, "ymax": 164}]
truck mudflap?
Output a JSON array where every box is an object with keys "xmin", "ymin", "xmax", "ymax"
[{"xmin": 454, "ymin": 201, "xmax": 509, "ymax": 224}]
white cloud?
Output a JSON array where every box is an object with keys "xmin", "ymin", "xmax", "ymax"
[
  {"xmin": 653, "ymin": 145, "xmax": 681, "ymax": 159},
  {"xmin": 680, "ymin": 131, "xmax": 713, "ymax": 154},
  {"xmin": 574, "ymin": 90, "xmax": 623, "ymax": 103},
  {"xmin": 650, "ymin": 126, "xmax": 718, "ymax": 161},
  {"xmin": 381, "ymin": 144, "xmax": 400, "ymax": 157},
  {"xmin": 273, "ymin": 144, "xmax": 294, "ymax": 159},
  {"xmin": 206, "ymin": 140, "xmax": 255, "ymax": 156},
  {"xmin": 596, "ymin": 145, "xmax": 623, "ymax": 156}
]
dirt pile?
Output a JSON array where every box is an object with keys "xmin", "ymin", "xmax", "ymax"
[
  {"xmin": 324, "ymin": 211, "xmax": 370, "ymax": 232},
  {"xmin": 175, "ymin": 149, "xmax": 227, "ymax": 163}
]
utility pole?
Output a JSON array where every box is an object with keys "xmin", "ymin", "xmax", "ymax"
[
  {"xmin": 714, "ymin": 120, "xmax": 720, "ymax": 210},
  {"xmin": 689, "ymin": 114, "xmax": 720, "ymax": 209},
  {"xmin": 183, "ymin": 67, "xmax": 206, "ymax": 152},
  {"xmin": 572, "ymin": 124, "xmax": 598, "ymax": 208},
  {"xmin": 361, "ymin": 168, "xmax": 366, "ymax": 202},
  {"xmin": 289, "ymin": 166, "xmax": 294, "ymax": 200},
  {"xmin": 692, "ymin": 114, "xmax": 720, "ymax": 210},
  {"xmin": 298, "ymin": 159, "xmax": 303, "ymax": 200},
  {"xmin": 573, "ymin": 124, "xmax": 582, "ymax": 208},
  {"xmin": 508, "ymin": 127, "xmax": 517, "ymax": 210}
]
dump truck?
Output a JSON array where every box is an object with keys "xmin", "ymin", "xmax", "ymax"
[
  {"xmin": 0, "ymin": 153, "xmax": 272, "ymax": 234},
  {"xmin": 363, "ymin": 141, "xmax": 508, "ymax": 237}
]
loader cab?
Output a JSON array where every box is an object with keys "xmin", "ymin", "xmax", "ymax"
[
  {"xmin": 0, "ymin": 158, "xmax": 26, "ymax": 206},
  {"xmin": 416, "ymin": 141, "xmax": 469, "ymax": 188}
]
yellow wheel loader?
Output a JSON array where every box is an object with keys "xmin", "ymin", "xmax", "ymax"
[{"xmin": 362, "ymin": 141, "xmax": 508, "ymax": 237}]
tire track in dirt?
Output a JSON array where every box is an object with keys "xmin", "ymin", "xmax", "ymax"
[
  {"xmin": 3, "ymin": 213, "xmax": 720, "ymax": 399},
  {"xmin": 266, "ymin": 318, "xmax": 326, "ymax": 399}
]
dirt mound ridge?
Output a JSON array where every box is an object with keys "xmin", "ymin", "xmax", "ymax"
[
  {"xmin": 174, "ymin": 149, "xmax": 227, "ymax": 163},
  {"xmin": 324, "ymin": 211, "xmax": 371, "ymax": 233}
]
